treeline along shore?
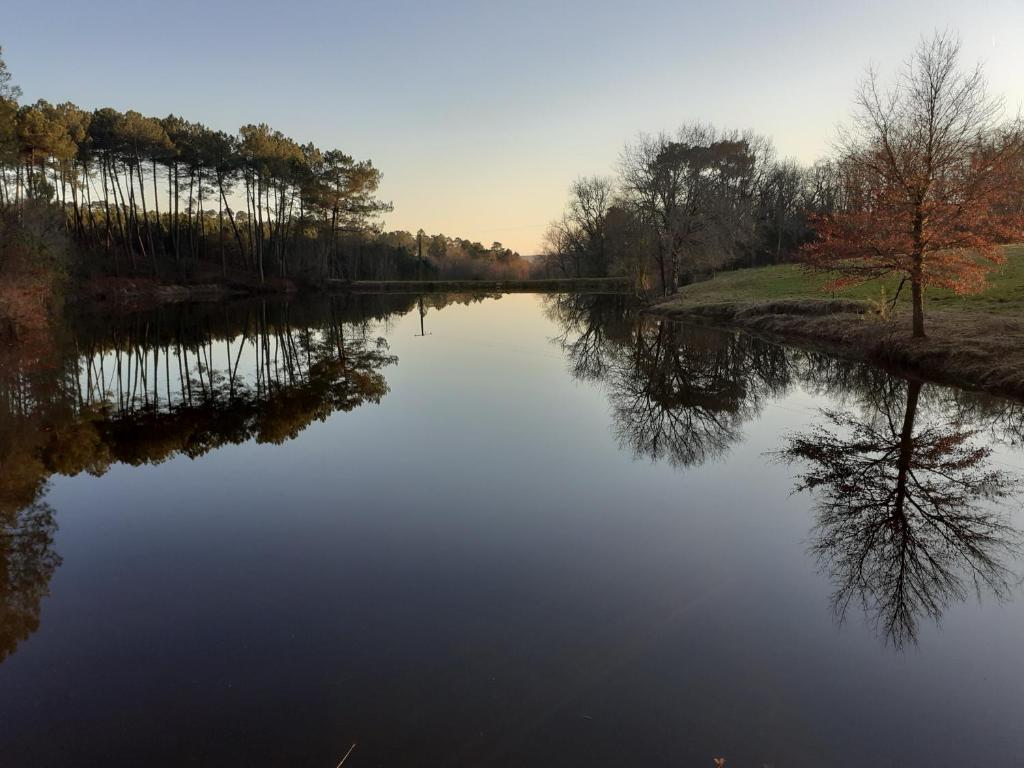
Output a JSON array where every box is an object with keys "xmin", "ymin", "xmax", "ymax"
[
  {"xmin": 556, "ymin": 32, "xmax": 1024, "ymax": 399},
  {"xmin": 2, "ymin": 33, "xmax": 1024, "ymax": 400},
  {"xmin": 337, "ymin": 276, "xmax": 630, "ymax": 293},
  {"xmin": 0, "ymin": 45, "xmax": 542, "ymax": 333}
]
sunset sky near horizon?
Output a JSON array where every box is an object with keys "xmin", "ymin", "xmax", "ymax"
[{"xmin": 7, "ymin": 0, "xmax": 1024, "ymax": 254}]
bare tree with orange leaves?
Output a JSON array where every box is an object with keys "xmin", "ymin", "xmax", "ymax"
[{"xmin": 802, "ymin": 32, "xmax": 1024, "ymax": 338}]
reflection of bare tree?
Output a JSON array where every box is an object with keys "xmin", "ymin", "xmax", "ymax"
[
  {"xmin": 939, "ymin": 390, "xmax": 1024, "ymax": 450},
  {"xmin": 549, "ymin": 297, "xmax": 793, "ymax": 468},
  {"xmin": 547, "ymin": 296, "xmax": 1024, "ymax": 644},
  {"xmin": 610, "ymin": 321, "xmax": 751, "ymax": 467},
  {"xmin": 0, "ymin": 502, "xmax": 60, "ymax": 663},
  {"xmin": 544, "ymin": 293, "xmax": 634, "ymax": 382},
  {"xmin": 779, "ymin": 380, "xmax": 1021, "ymax": 647},
  {"xmin": 549, "ymin": 295, "xmax": 802, "ymax": 467}
]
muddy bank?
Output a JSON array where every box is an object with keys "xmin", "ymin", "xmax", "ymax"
[{"xmin": 647, "ymin": 298, "xmax": 1024, "ymax": 400}]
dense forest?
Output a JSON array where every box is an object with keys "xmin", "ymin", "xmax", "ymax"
[{"xmin": 0, "ymin": 47, "xmax": 530, "ymax": 334}]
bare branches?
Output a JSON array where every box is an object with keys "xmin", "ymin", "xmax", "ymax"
[
  {"xmin": 778, "ymin": 380, "xmax": 1021, "ymax": 647},
  {"xmin": 618, "ymin": 124, "xmax": 776, "ymax": 292},
  {"xmin": 803, "ymin": 31, "xmax": 1024, "ymax": 337}
]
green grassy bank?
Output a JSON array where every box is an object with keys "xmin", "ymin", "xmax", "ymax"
[
  {"xmin": 649, "ymin": 245, "xmax": 1024, "ymax": 399},
  {"xmin": 667, "ymin": 244, "xmax": 1024, "ymax": 315}
]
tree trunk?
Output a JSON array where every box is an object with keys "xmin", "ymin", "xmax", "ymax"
[
  {"xmin": 911, "ymin": 208, "xmax": 927, "ymax": 338},
  {"xmin": 186, "ymin": 169, "xmax": 195, "ymax": 266},
  {"xmin": 893, "ymin": 379, "xmax": 922, "ymax": 517},
  {"xmin": 218, "ymin": 181, "xmax": 246, "ymax": 266},
  {"xmin": 173, "ymin": 161, "xmax": 180, "ymax": 266},
  {"xmin": 196, "ymin": 166, "xmax": 203, "ymax": 266},
  {"xmin": 151, "ymin": 158, "xmax": 162, "ymax": 249},
  {"xmin": 911, "ymin": 272, "xmax": 926, "ymax": 338},
  {"xmin": 218, "ymin": 193, "xmax": 226, "ymax": 278},
  {"xmin": 135, "ymin": 161, "xmax": 158, "ymax": 274},
  {"xmin": 256, "ymin": 175, "xmax": 265, "ymax": 283}
]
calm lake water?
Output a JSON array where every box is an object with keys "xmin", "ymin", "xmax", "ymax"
[{"xmin": 2, "ymin": 292, "xmax": 1023, "ymax": 767}]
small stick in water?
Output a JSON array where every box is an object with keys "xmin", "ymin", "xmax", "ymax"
[{"xmin": 336, "ymin": 742, "xmax": 357, "ymax": 767}]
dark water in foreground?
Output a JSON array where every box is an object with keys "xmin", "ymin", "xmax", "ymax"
[{"xmin": 1, "ymin": 292, "xmax": 1023, "ymax": 767}]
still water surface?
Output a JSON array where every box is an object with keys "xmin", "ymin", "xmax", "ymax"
[{"xmin": 1, "ymin": 292, "xmax": 1023, "ymax": 766}]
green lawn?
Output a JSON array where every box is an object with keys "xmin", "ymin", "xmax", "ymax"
[{"xmin": 673, "ymin": 244, "xmax": 1024, "ymax": 314}]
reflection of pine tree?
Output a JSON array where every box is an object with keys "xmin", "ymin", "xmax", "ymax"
[
  {"xmin": 780, "ymin": 380, "xmax": 1020, "ymax": 647},
  {"xmin": 544, "ymin": 293, "xmax": 634, "ymax": 382},
  {"xmin": 0, "ymin": 297, "xmax": 412, "ymax": 665},
  {"xmin": 0, "ymin": 501, "xmax": 60, "ymax": 663},
  {"xmin": 0, "ymin": 297, "xmax": 403, "ymax": 526}
]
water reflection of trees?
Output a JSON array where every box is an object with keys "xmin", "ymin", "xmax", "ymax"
[
  {"xmin": 546, "ymin": 292, "xmax": 634, "ymax": 382},
  {"xmin": 779, "ymin": 379, "xmax": 1021, "ymax": 647},
  {"xmin": 940, "ymin": 390, "xmax": 1024, "ymax": 450},
  {"xmin": 0, "ymin": 502, "xmax": 60, "ymax": 663},
  {"xmin": 547, "ymin": 293, "xmax": 1023, "ymax": 646},
  {"xmin": 609, "ymin": 321, "xmax": 781, "ymax": 467},
  {"xmin": 547, "ymin": 293, "xmax": 792, "ymax": 467},
  {"xmin": 1, "ymin": 296, "xmax": 415, "ymax": 498},
  {"xmin": 0, "ymin": 292, "xmax": 445, "ymax": 662}
]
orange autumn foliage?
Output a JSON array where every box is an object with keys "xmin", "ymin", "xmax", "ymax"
[
  {"xmin": 803, "ymin": 140, "xmax": 1024, "ymax": 294},
  {"xmin": 801, "ymin": 32, "xmax": 1024, "ymax": 337}
]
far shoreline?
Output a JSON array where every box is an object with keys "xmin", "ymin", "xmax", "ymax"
[
  {"xmin": 69, "ymin": 275, "xmax": 634, "ymax": 309},
  {"xmin": 64, "ymin": 269, "xmax": 1024, "ymax": 402}
]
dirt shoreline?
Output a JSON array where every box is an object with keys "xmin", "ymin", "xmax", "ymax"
[{"xmin": 646, "ymin": 298, "xmax": 1024, "ymax": 401}]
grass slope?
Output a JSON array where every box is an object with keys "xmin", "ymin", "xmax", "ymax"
[
  {"xmin": 650, "ymin": 244, "xmax": 1024, "ymax": 399},
  {"xmin": 673, "ymin": 244, "xmax": 1024, "ymax": 315}
]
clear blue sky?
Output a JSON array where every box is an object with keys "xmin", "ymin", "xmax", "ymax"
[{"xmin": 6, "ymin": 0, "xmax": 1023, "ymax": 253}]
